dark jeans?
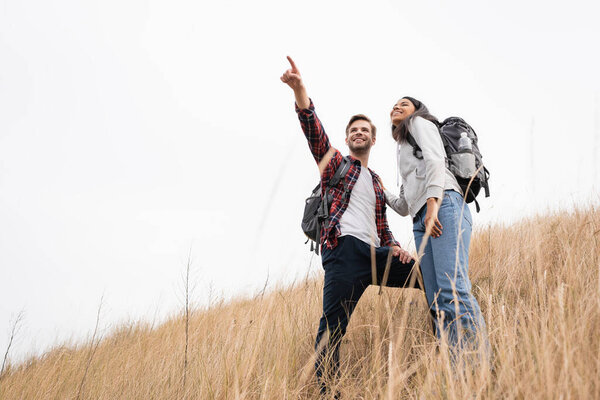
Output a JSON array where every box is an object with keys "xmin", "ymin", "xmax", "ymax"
[{"xmin": 315, "ymin": 235, "xmax": 421, "ymax": 389}]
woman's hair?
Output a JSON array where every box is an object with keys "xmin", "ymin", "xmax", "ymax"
[{"xmin": 391, "ymin": 96, "xmax": 439, "ymax": 143}]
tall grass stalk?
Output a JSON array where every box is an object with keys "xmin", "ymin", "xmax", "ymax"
[
  {"xmin": 75, "ymin": 295, "xmax": 103, "ymax": 400},
  {"xmin": 0, "ymin": 310, "xmax": 24, "ymax": 380},
  {"xmin": 182, "ymin": 251, "xmax": 192, "ymax": 399}
]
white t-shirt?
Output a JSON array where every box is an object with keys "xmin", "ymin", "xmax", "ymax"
[{"xmin": 339, "ymin": 166, "xmax": 380, "ymax": 247}]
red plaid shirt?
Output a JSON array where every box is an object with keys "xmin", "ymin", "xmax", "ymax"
[{"xmin": 296, "ymin": 100, "xmax": 400, "ymax": 250}]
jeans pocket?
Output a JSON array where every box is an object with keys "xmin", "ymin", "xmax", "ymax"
[
  {"xmin": 450, "ymin": 191, "xmax": 472, "ymax": 228},
  {"xmin": 440, "ymin": 192, "xmax": 454, "ymax": 211},
  {"xmin": 321, "ymin": 248, "xmax": 332, "ymax": 267},
  {"xmin": 322, "ymin": 236, "xmax": 346, "ymax": 268}
]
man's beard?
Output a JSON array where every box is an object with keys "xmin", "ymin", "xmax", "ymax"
[{"xmin": 348, "ymin": 140, "xmax": 372, "ymax": 155}]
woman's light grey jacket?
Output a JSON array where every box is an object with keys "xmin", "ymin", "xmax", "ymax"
[{"xmin": 384, "ymin": 116, "xmax": 462, "ymax": 218}]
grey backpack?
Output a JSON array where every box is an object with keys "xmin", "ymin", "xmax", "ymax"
[{"xmin": 407, "ymin": 117, "xmax": 490, "ymax": 211}]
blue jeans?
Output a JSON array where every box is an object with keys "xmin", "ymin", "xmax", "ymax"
[{"xmin": 413, "ymin": 190, "xmax": 488, "ymax": 351}]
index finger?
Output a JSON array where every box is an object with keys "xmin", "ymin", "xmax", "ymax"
[{"xmin": 287, "ymin": 56, "xmax": 299, "ymax": 73}]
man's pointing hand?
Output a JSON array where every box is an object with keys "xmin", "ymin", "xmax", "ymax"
[{"xmin": 280, "ymin": 56, "xmax": 304, "ymax": 91}]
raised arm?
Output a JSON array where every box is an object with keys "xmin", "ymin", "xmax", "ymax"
[{"xmin": 280, "ymin": 56, "xmax": 335, "ymax": 166}]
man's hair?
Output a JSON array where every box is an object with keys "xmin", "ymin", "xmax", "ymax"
[{"xmin": 345, "ymin": 114, "xmax": 376, "ymax": 137}]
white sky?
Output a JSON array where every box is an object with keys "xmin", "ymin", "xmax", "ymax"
[{"xmin": 1, "ymin": 0, "xmax": 599, "ymax": 362}]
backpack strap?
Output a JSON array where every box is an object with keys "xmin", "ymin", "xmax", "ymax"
[
  {"xmin": 328, "ymin": 156, "xmax": 351, "ymax": 187},
  {"xmin": 327, "ymin": 156, "xmax": 352, "ymax": 203},
  {"xmin": 482, "ymin": 166, "xmax": 491, "ymax": 197},
  {"xmin": 315, "ymin": 222, "xmax": 320, "ymax": 255},
  {"xmin": 471, "ymin": 191, "xmax": 481, "ymax": 213},
  {"xmin": 314, "ymin": 156, "xmax": 351, "ymax": 254},
  {"xmin": 406, "ymin": 132, "xmax": 423, "ymax": 160}
]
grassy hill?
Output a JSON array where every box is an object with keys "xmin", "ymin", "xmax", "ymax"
[{"xmin": 1, "ymin": 207, "xmax": 600, "ymax": 399}]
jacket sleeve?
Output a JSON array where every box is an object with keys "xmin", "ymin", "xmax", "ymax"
[
  {"xmin": 384, "ymin": 186, "xmax": 409, "ymax": 217},
  {"xmin": 295, "ymin": 99, "xmax": 332, "ymax": 165},
  {"xmin": 380, "ymin": 206, "xmax": 401, "ymax": 248},
  {"xmin": 410, "ymin": 117, "xmax": 446, "ymax": 200},
  {"xmin": 372, "ymin": 176, "xmax": 401, "ymax": 248}
]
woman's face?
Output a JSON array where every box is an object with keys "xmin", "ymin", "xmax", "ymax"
[{"xmin": 390, "ymin": 98, "xmax": 416, "ymax": 125}]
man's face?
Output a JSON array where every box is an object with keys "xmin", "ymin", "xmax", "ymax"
[{"xmin": 345, "ymin": 119, "xmax": 375, "ymax": 154}]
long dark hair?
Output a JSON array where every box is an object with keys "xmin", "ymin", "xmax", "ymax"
[{"xmin": 391, "ymin": 96, "xmax": 439, "ymax": 143}]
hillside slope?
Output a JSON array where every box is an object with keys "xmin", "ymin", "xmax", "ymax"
[{"xmin": 2, "ymin": 207, "xmax": 600, "ymax": 399}]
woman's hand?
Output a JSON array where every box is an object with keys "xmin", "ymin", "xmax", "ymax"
[{"xmin": 424, "ymin": 197, "xmax": 443, "ymax": 238}]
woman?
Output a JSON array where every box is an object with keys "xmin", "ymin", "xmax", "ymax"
[{"xmin": 384, "ymin": 96, "xmax": 488, "ymax": 352}]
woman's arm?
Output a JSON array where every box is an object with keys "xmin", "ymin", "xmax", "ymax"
[
  {"xmin": 411, "ymin": 116, "xmax": 445, "ymax": 237},
  {"xmin": 410, "ymin": 116, "xmax": 446, "ymax": 201},
  {"xmin": 383, "ymin": 186, "xmax": 409, "ymax": 217}
]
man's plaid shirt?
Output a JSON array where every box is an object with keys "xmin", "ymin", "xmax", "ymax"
[{"xmin": 296, "ymin": 100, "xmax": 400, "ymax": 250}]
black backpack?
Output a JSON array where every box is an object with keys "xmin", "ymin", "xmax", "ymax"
[
  {"xmin": 301, "ymin": 156, "xmax": 351, "ymax": 254},
  {"xmin": 406, "ymin": 117, "xmax": 490, "ymax": 212}
]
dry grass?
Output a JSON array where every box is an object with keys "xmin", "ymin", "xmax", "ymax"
[{"xmin": 1, "ymin": 207, "xmax": 600, "ymax": 399}]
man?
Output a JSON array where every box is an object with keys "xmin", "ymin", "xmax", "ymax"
[{"xmin": 280, "ymin": 57, "xmax": 420, "ymax": 394}]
